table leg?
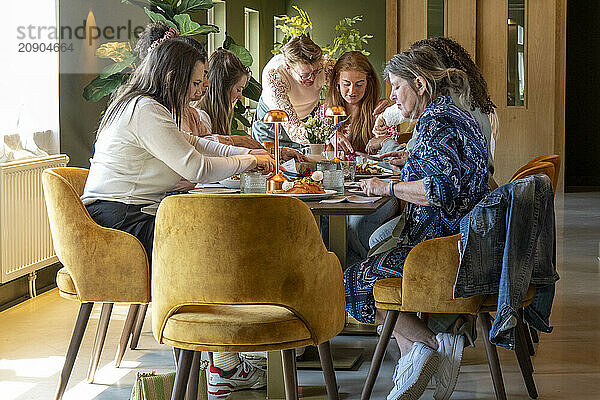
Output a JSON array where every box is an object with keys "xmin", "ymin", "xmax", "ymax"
[
  {"xmin": 329, "ymin": 215, "xmax": 347, "ymax": 269},
  {"xmin": 267, "ymin": 351, "xmax": 285, "ymax": 399}
]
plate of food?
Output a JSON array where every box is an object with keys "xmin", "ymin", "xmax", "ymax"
[
  {"xmin": 355, "ymin": 162, "xmax": 396, "ymax": 179},
  {"xmin": 272, "ymin": 171, "xmax": 337, "ymax": 200},
  {"xmin": 219, "ymin": 175, "xmax": 241, "ymax": 189}
]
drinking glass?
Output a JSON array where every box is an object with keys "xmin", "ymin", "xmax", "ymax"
[
  {"xmin": 341, "ymin": 160, "xmax": 356, "ymax": 182},
  {"xmin": 240, "ymin": 172, "xmax": 267, "ymax": 194},
  {"xmin": 317, "ymin": 161, "xmax": 344, "ymax": 194}
]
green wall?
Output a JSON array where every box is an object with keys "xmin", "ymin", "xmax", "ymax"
[
  {"xmin": 286, "ymin": 0, "xmax": 387, "ymax": 94},
  {"xmin": 224, "ymin": 0, "xmax": 287, "ymax": 77}
]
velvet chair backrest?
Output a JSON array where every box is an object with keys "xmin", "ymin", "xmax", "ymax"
[
  {"xmin": 42, "ymin": 168, "xmax": 150, "ymax": 303},
  {"xmin": 151, "ymin": 194, "xmax": 345, "ymax": 346}
]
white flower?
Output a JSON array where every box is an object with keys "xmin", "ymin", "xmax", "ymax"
[
  {"xmin": 311, "ymin": 171, "xmax": 324, "ymax": 181},
  {"xmin": 282, "ymin": 181, "xmax": 294, "ymax": 191}
]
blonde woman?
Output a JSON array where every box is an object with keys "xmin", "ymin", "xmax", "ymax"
[{"xmin": 251, "ymin": 35, "xmax": 334, "ymax": 148}]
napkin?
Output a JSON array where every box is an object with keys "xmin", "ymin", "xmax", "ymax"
[
  {"xmin": 320, "ymin": 195, "xmax": 381, "ymax": 204},
  {"xmin": 281, "ymin": 158, "xmax": 297, "ymax": 174}
]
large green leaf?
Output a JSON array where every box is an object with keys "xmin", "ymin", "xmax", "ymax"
[
  {"xmin": 144, "ymin": 8, "xmax": 177, "ymax": 29},
  {"xmin": 174, "ymin": 13, "xmax": 218, "ymax": 36},
  {"xmin": 176, "ymin": 0, "xmax": 214, "ymax": 14},
  {"xmin": 95, "ymin": 42, "xmax": 132, "ymax": 62},
  {"xmin": 83, "ymin": 73, "xmax": 129, "ymax": 102},
  {"xmin": 148, "ymin": 0, "xmax": 176, "ymax": 18},
  {"xmin": 242, "ymin": 76, "xmax": 262, "ymax": 102},
  {"xmin": 99, "ymin": 55, "xmax": 137, "ymax": 79},
  {"xmin": 222, "ymin": 35, "xmax": 253, "ymax": 67}
]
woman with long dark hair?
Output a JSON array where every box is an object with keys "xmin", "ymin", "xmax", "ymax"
[{"xmin": 83, "ymin": 38, "xmax": 274, "ymax": 263}]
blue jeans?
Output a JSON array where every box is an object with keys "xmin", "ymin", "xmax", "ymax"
[{"xmin": 456, "ymin": 174, "xmax": 559, "ymax": 349}]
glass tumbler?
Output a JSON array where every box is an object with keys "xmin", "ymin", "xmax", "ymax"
[
  {"xmin": 341, "ymin": 160, "xmax": 357, "ymax": 182},
  {"xmin": 317, "ymin": 161, "xmax": 344, "ymax": 194},
  {"xmin": 240, "ymin": 171, "xmax": 267, "ymax": 194}
]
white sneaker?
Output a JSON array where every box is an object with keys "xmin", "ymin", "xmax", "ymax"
[
  {"xmin": 208, "ymin": 358, "xmax": 266, "ymax": 397},
  {"xmin": 433, "ymin": 333, "xmax": 465, "ymax": 400},
  {"xmin": 387, "ymin": 342, "xmax": 440, "ymax": 400}
]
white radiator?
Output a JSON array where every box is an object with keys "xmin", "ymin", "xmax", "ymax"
[{"xmin": 0, "ymin": 155, "xmax": 69, "ymax": 285}]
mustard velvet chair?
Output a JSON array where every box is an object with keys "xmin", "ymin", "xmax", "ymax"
[
  {"xmin": 361, "ymin": 235, "xmax": 539, "ymax": 400},
  {"xmin": 42, "ymin": 167, "xmax": 151, "ymax": 400},
  {"xmin": 511, "ymin": 156, "xmax": 560, "ymax": 190},
  {"xmin": 152, "ymin": 194, "xmax": 346, "ymax": 400}
]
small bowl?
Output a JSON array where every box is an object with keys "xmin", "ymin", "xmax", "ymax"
[{"xmin": 219, "ymin": 176, "xmax": 241, "ymax": 189}]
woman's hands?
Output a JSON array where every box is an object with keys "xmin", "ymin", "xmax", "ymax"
[
  {"xmin": 381, "ymin": 150, "xmax": 409, "ymax": 169},
  {"xmin": 249, "ymin": 149, "xmax": 269, "ymax": 156},
  {"xmin": 336, "ymin": 132, "xmax": 354, "ymax": 154},
  {"xmin": 252, "ymin": 153, "xmax": 276, "ymax": 174},
  {"xmin": 365, "ymin": 136, "xmax": 390, "ymax": 154},
  {"xmin": 358, "ymin": 177, "xmax": 391, "ymax": 197},
  {"xmin": 231, "ymin": 134, "xmax": 266, "ymax": 149},
  {"xmin": 372, "ymin": 114, "xmax": 389, "ymax": 137},
  {"xmin": 280, "ymin": 147, "xmax": 308, "ymax": 162}
]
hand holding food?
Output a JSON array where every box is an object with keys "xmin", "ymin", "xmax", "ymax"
[{"xmin": 372, "ymin": 114, "xmax": 389, "ymax": 137}]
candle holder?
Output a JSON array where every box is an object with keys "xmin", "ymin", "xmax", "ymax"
[
  {"xmin": 325, "ymin": 106, "xmax": 347, "ymax": 161},
  {"xmin": 262, "ymin": 110, "xmax": 289, "ymax": 192}
]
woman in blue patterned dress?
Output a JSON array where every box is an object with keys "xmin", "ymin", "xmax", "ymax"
[{"xmin": 345, "ymin": 47, "xmax": 488, "ymax": 400}]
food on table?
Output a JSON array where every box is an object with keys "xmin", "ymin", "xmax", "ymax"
[
  {"xmin": 356, "ymin": 162, "xmax": 385, "ymax": 175},
  {"xmin": 278, "ymin": 171, "xmax": 325, "ymax": 194},
  {"xmin": 226, "ymin": 174, "xmax": 240, "ymax": 181}
]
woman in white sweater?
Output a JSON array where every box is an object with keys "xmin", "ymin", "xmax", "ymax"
[{"xmin": 82, "ymin": 38, "xmax": 274, "ymax": 262}]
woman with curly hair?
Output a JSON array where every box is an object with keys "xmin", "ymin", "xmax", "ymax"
[{"xmin": 370, "ymin": 37, "xmax": 498, "ymax": 176}]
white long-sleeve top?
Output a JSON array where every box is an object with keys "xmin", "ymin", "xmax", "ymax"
[{"xmin": 82, "ymin": 96, "xmax": 256, "ymax": 205}]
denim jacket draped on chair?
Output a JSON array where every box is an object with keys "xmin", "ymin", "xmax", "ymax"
[{"xmin": 454, "ymin": 174, "xmax": 559, "ymax": 349}]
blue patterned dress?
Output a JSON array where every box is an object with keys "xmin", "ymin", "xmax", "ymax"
[{"xmin": 344, "ymin": 96, "xmax": 489, "ymax": 323}]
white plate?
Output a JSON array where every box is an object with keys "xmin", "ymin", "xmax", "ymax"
[
  {"xmin": 189, "ymin": 188, "xmax": 239, "ymax": 194},
  {"xmin": 219, "ymin": 177, "xmax": 241, "ymax": 189},
  {"xmin": 348, "ymin": 188, "xmax": 366, "ymax": 194},
  {"xmin": 272, "ymin": 189, "xmax": 337, "ymax": 201}
]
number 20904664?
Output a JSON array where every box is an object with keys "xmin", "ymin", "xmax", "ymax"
[{"xmin": 18, "ymin": 42, "xmax": 74, "ymax": 52}]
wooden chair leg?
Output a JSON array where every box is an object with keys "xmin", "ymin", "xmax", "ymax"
[
  {"xmin": 282, "ymin": 348, "xmax": 299, "ymax": 400},
  {"xmin": 172, "ymin": 349, "xmax": 193, "ymax": 400},
  {"xmin": 361, "ymin": 310, "xmax": 399, "ymax": 400},
  {"xmin": 185, "ymin": 351, "xmax": 201, "ymax": 400},
  {"xmin": 529, "ymin": 326, "xmax": 540, "ymax": 343},
  {"xmin": 115, "ymin": 304, "xmax": 139, "ymax": 367},
  {"xmin": 87, "ymin": 302, "xmax": 113, "ymax": 383},
  {"xmin": 130, "ymin": 303, "xmax": 148, "ymax": 350},
  {"xmin": 173, "ymin": 347, "xmax": 181, "ymax": 367},
  {"xmin": 515, "ymin": 313, "xmax": 538, "ymax": 398},
  {"xmin": 317, "ymin": 341, "xmax": 340, "ymax": 400},
  {"xmin": 55, "ymin": 302, "xmax": 94, "ymax": 400},
  {"xmin": 478, "ymin": 312, "xmax": 507, "ymax": 400},
  {"xmin": 523, "ymin": 321, "xmax": 536, "ymax": 356}
]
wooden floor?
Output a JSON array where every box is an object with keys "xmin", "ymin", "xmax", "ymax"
[{"xmin": 1, "ymin": 192, "xmax": 599, "ymax": 399}]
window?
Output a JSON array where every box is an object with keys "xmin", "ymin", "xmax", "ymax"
[
  {"xmin": 507, "ymin": 0, "xmax": 527, "ymax": 106},
  {"xmin": 244, "ymin": 8, "xmax": 260, "ymax": 79},
  {"xmin": 2, "ymin": 0, "xmax": 59, "ymax": 160},
  {"xmin": 207, "ymin": 0, "xmax": 226, "ymax": 54},
  {"xmin": 244, "ymin": 8, "xmax": 259, "ymax": 108},
  {"xmin": 427, "ymin": 0, "xmax": 445, "ymax": 38}
]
